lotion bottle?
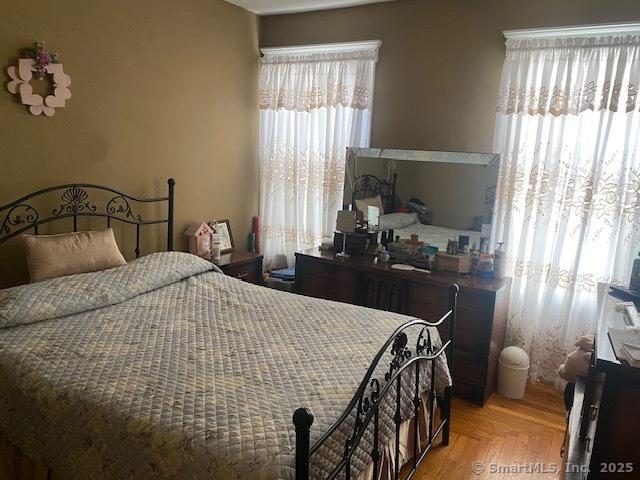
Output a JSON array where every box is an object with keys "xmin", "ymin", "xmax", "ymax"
[{"xmin": 493, "ymin": 242, "xmax": 506, "ymax": 279}]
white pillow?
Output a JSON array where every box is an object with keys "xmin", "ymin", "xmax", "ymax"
[{"xmin": 377, "ymin": 212, "xmax": 419, "ymax": 230}]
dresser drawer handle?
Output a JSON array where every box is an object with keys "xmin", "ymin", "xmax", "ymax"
[
  {"xmin": 235, "ymin": 272, "xmax": 249, "ymax": 279},
  {"xmin": 590, "ymin": 404, "xmax": 599, "ymax": 420}
]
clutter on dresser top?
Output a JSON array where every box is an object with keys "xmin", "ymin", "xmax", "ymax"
[{"xmin": 329, "ymin": 209, "xmax": 508, "ymax": 280}]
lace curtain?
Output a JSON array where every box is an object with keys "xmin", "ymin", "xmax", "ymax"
[
  {"xmin": 493, "ymin": 34, "xmax": 640, "ymax": 386},
  {"xmin": 259, "ymin": 47, "xmax": 378, "ymax": 268}
]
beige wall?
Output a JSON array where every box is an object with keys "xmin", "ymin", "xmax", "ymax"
[
  {"xmin": 261, "ymin": 0, "xmax": 640, "ymax": 239},
  {"xmin": 393, "ymin": 161, "xmax": 495, "ymax": 230},
  {"xmin": 0, "ymin": 0, "xmax": 259, "ymax": 287},
  {"xmin": 261, "ymin": 0, "xmax": 640, "ymax": 153}
]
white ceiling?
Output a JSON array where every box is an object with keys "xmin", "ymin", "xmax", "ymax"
[{"xmin": 224, "ymin": 0, "xmax": 393, "ymax": 16}]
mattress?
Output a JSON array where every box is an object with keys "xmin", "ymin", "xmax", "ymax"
[
  {"xmin": 394, "ymin": 223, "xmax": 482, "ymax": 251},
  {"xmin": 0, "ymin": 252, "xmax": 450, "ymax": 480}
]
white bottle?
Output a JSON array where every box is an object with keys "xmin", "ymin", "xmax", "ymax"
[
  {"xmin": 493, "ymin": 242, "xmax": 506, "ymax": 279},
  {"xmin": 211, "ymin": 233, "xmax": 221, "ymax": 261}
]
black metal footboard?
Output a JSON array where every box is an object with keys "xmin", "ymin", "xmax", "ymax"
[{"xmin": 293, "ymin": 283, "xmax": 458, "ymax": 480}]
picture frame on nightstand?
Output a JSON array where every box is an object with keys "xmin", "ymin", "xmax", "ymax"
[{"xmin": 208, "ymin": 219, "xmax": 234, "ymax": 253}]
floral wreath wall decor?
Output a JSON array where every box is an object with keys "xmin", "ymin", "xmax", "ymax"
[{"xmin": 6, "ymin": 41, "xmax": 71, "ymax": 117}]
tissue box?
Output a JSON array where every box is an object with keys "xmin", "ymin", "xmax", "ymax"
[{"xmin": 434, "ymin": 252, "xmax": 471, "ymax": 274}]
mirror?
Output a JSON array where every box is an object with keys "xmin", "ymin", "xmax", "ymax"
[{"xmin": 344, "ymin": 148, "xmax": 500, "ymax": 251}]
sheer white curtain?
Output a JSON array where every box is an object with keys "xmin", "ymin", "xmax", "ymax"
[
  {"xmin": 493, "ymin": 34, "xmax": 640, "ymax": 385},
  {"xmin": 259, "ymin": 44, "xmax": 379, "ymax": 268}
]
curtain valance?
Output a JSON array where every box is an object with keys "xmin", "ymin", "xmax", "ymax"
[
  {"xmin": 496, "ymin": 34, "xmax": 640, "ymax": 116},
  {"xmin": 259, "ymin": 46, "xmax": 379, "ymax": 112}
]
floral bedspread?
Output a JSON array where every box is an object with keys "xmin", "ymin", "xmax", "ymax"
[{"xmin": 0, "ymin": 252, "xmax": 450, "ymax": 479}]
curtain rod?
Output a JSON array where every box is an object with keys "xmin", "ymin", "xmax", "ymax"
[
  {"xmin": 504, "ymin": 22, "xmax": 640, "ymax": 39},
  {"xmin": 260, "ymin": 40, "xmax": 381, "ymax": 56}
]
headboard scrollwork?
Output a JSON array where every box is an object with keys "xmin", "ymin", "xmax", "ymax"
[
  {"xmin": 0, "ymin": 179, "xmax": 175, "ymax": 258},
  {"xmin": 352, "ymin": 173, "xmax": 397, "ymax": 213}
]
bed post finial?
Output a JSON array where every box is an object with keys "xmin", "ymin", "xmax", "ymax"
[
  {"xmin": 167, "ymin": 178, "xmax": 175, "ymax": 251},
  {"xmin": 293, "ymin": 407, "xmax": 314, "ymax": 480}
]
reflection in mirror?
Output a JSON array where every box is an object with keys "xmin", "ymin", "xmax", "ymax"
[{"xmin": 344, "ymin": 148, "xmax": 500, "ymax": 251}]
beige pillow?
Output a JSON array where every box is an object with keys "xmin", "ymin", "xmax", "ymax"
[{"xmin": 22, "ymin": 229, "xmax": 126, "ymax": 283}]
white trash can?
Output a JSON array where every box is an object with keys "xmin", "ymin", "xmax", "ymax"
[{"xmin": 497, "ymin": 346, "xmax": 530, "ymax": 399}]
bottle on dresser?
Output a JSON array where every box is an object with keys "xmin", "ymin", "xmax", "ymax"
[
  {"xmin": 470, "ymin": 241, "xmax": 480, "ymax": 275},
  {"xmin": 211, "ymin": 234, "xmax": 221, "ymax": 261},
  {"xmin": 493, "ymin": 242, "xmax": 506, "ymax": 280},
  {"xmin": 630, "ymin": 251, "xmax": 640, "ymax": 292}
]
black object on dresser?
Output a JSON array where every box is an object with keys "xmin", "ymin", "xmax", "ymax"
[
  {"xmin": 295, "ymin": 250, "xmax": 509, "ymax": 405},
  {"xmin": 562, "ymin": 284, "xmax": 640, "ymax": 479},
  {"xmin": 213, "ymin": 251, "xmax": 263, "ymax": 285}
]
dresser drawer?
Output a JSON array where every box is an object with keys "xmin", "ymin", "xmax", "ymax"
[
  {"xmin": 298, "ymin": 260, "xmax": 357, "ymax": 285},
  {"xmin": 360, "ymin": 273, "xmax": 406, "ymax": 313},
  {"xmin": 410, "ymin": 284, "xmax": 493, "ymax": 311},
  {"xmin": 296, "ymin": 256, "xmax": 358, "ymax": 303},
  {"xmin": 223, "ymin": 263, "xmax": 258, "ymax": 283},
  {"xmin": 297, "ymin": 271, "xmax": 357, "ymax": 304},
  {"xmin": 409, "ymin": 284, "xmax": 450, "ymax": 306},
  {"xmin": 452, "ymin": 353, "xmax": 487, "ymax": 386},
  {"xmin": 215, "ymin": 252, "xmax": 263, "ymax": 285},
  {"xmin": 298, "ymin": 272, "xmax": 331, "ymax": 298},
  {"xmin": 407, "ymin": 300, "xmax": 492, "ymax": 356}
]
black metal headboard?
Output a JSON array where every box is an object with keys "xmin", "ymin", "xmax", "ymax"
[
  {"xmin": 0, "ymin": 178, "xmax": 175, "ymax": 258},
  {"xmin": 352, "ymin": 173, "xmax": 397, "ymax": 213}
]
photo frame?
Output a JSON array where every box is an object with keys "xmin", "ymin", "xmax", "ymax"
[{"xmin": 208, "ymin": 219, "xmax": 234, "ymax": 253}]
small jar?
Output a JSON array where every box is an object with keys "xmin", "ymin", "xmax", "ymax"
[{"xmin": 478, "ymin": 253, "xmax": 494, "ymax": 279}]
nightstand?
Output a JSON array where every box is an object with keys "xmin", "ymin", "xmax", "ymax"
[{"xmin": 212, "ymin": 251, "xmax": 264, "ymax": 285}]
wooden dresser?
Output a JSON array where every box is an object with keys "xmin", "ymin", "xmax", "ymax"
[
  {"xmin": 295, "ymin": 250, "xmax": 509, "ymax": 405},
  {"xmin": 563, "ymin": 284, "xmax": 640, "ymax": 479}
]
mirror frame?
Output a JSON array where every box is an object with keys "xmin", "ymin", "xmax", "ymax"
[
  {"xmin": 344, "ymin": 147, "xmax": 501, "ymax": 247},
  {"xmin": 346, "ymin": 147, "xmax": 499, "ymax": 166}
]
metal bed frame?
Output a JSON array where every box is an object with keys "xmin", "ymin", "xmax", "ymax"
[
  {"xmin": 0, "ymin": 179, "xmax": 175, "ymax": 255},
  {"xmin": 0, "ymin": 179, "xmax": 455, "ymax": 480},
  {"xmin": 294, "ymin": 284, "xmax": 457, "ymax": 480},
  {"xmin": 351, "ymin": 173, "xmax": 398, "ymax": 213}
]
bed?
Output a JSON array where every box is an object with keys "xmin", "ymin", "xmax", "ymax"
[
  {"xmin": 0, "ymin": 181, "xmax": 457, "ymax": 480},
  {"xmin": 392, "ymin": 222, "xmax": 482, "ymax": 252},
  {"xmin": 350, "ymin": 174, "xmax": 482, "ymax": 251}
]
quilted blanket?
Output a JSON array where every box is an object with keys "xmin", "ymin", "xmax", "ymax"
[{"xmin": 0, "ymin": 252, "xmax": 451, "ymax": 479}]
